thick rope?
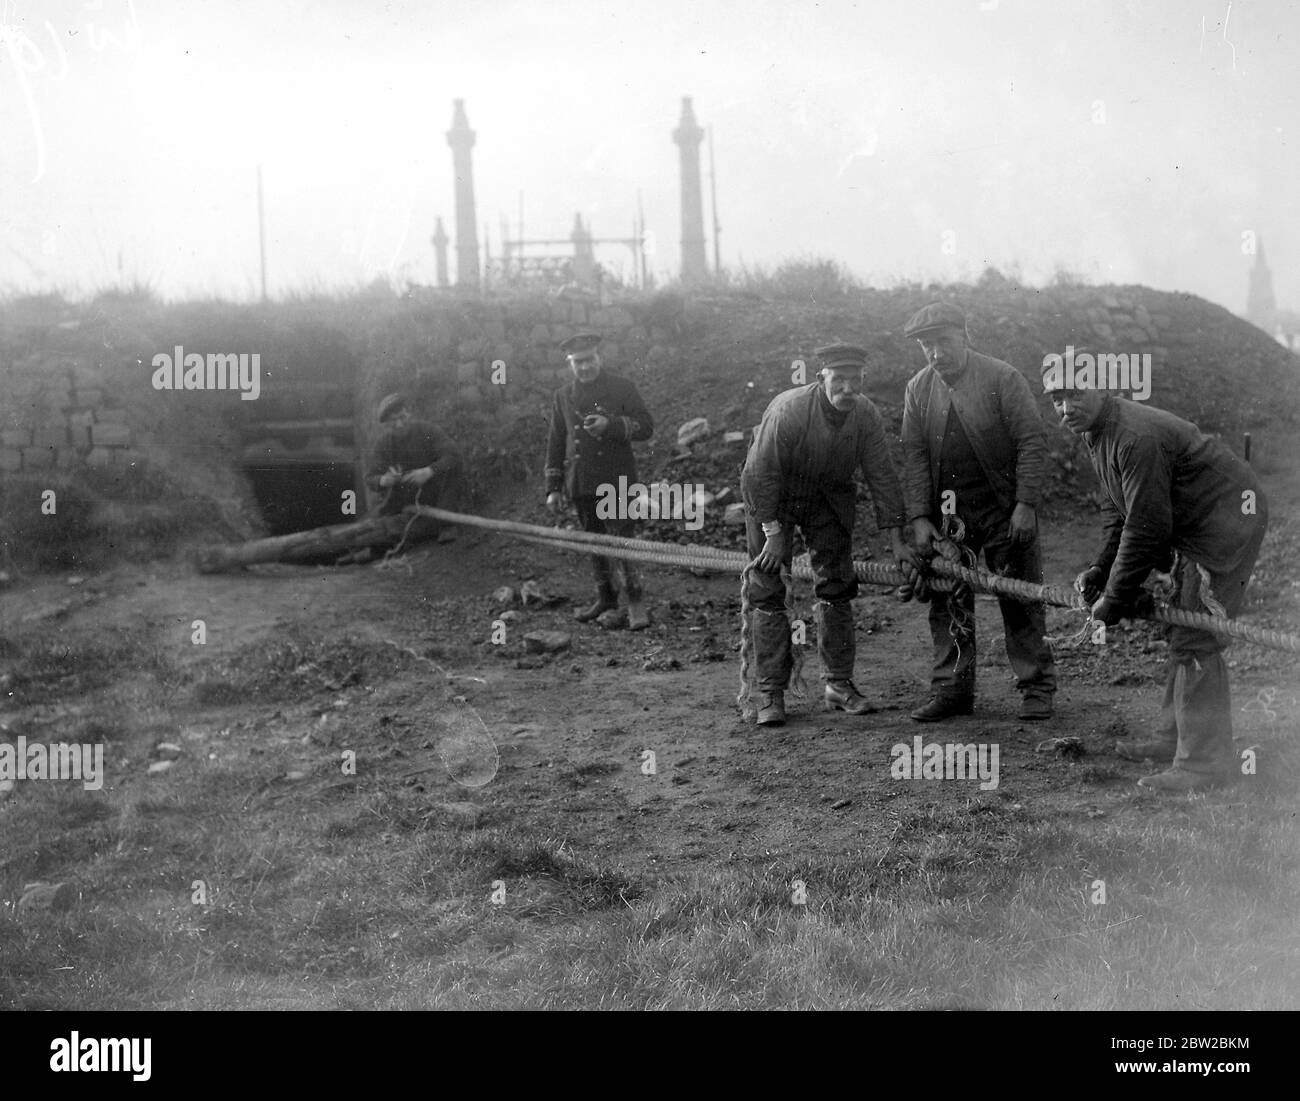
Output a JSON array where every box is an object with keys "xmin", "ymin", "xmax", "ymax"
[
  {"xmin": 738, "ymin": 566, "xmax": 755, "ymax": 717},
  {"xmin": 787, "ymin": 561, "xmax": 808, "ymax": 697},
  {"xmin": 416, "ymin": 507, "xmax": 1300, "ymax": 655}
]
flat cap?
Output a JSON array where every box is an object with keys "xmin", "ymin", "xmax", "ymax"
[
  {"xmin": 377, "ymin": 392, "xmax": 407, "ymax": 422},
  {"xmin": 903, "ymin": 302, "xmax": 967, "ymax": 339},
  {"xmin": 559, "ymin": 331, "xmax": 602, "ymax": 356},
  {"xmin": 814, "ymin": 343, "xmax": 869, "ymax": 371}
]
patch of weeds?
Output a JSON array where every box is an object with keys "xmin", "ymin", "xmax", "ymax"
[
  {"xmin": 462, "ymin": 833, "xmax": 645, "ymax": 911},
  {"xmin": 561, "ymin": 760, "xmax": 622, "ymax": 787},
  {"xmin": 0, "ymin": 910, "xmax": 185, "ymax": 1010},
  {"xmin": 3, "ymin": 625, "xmax": 179, "ymax": 705},
  {"xmin": 191, "ymin": 680, "xmax": 245, "ymax": 707},
  {"xmin": 1073, "ymin": 763, "xmax": 1126, "ymax": 785},
  {"xmin": 190, "ymin": 628, "xmax": 406, "ymax": 703}
]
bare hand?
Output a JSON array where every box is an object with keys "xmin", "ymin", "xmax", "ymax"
[
  {"xmin": 1008, "ymin": 502, "xmax": 1036, "ymax": 545},
  {"xmin": 545, "ymin": 492, "xmax": 565, "ymax": 514},
  {"xmin": 379, "ymin": 466, "xmax": 403, "ymax": 488},
  {"xmin": 1075, "ymin": 566, "xmax": 1106, "ymax": 603},
  {"xmin": 911, "ymin": 517, "xmax": 941, "ymax": 557},
  {"xmin": 897, "ymin": 572, "xmax": 932, "ymax": 603},
  {"xmin": 753, "ymin": 531, "xmax": 788, "ymax": 574},
  {"xmin": 582, "ymin": 414, "xmax": 610, "ymax": 438},
  {"xmin": 890, "ymin": 534, "xmax": 922, "ymax": 578},
  {"xmin": 402, "ymin": 466, "xmax": 433, "ymax": 487}
]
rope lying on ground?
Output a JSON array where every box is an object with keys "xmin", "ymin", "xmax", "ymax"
[{"xmin": 413, "ymin": 506, "xmax": 1300, "ymax": 655}]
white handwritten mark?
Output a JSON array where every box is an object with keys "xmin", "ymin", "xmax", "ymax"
[
  {"xmin": 1241, "ymin": 686, "xmax": 1295, "ymax": 724},
  {"xmin": 0, "ymin": 1, "xmax": 141, "ymax": 182},
  {"xmin": 0, "ymin": 20, "xmax": 51, "ymax": 182},
  {"xmin": 1200, "ymin": 2, "xmax": 1238, "ymax": 74}
]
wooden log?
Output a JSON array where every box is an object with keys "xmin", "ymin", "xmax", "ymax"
[{"xmin": 194, "ymin": 511, "xmax": 431, "ymax": 573}]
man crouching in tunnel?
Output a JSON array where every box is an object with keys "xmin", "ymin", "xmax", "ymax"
[
  {"xmin": 1043, "ymin": 357, "xmax": 1268, "ymax": 792},
  {"xmin": 364, "ymin": 392, "xmax": 467, "ymax": 549},
  {"xmin": 740, "ymin": 343, "xmax": 922, "ymax": 726}
]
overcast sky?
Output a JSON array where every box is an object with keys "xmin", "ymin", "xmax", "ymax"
[{"xmin": 2, "ymin": 0, "xmax": 1295, "ymax": 313}]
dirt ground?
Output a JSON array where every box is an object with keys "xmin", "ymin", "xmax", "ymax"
[
  {"xmin": 5, "ymin": 500, "xmax": 1295, "ymax": 878},
  {"xmin": 4, "ymin": 464, "xmax": 1300, "ymax": 1014}
]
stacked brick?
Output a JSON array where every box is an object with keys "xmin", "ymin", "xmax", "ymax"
[{"xmin": 0, "ymin": 358, "xmax": 140, "ymax": 474}]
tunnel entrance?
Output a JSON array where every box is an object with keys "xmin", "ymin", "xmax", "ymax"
[
  {"xmin": 242, "ymin": 460, "xmax": 363, "ymax": 536},
  {"xmin": 231, "ymin": 320, "xmax": 363, "ymax": 538}
]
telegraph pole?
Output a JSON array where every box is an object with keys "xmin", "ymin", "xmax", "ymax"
[{"xmin": 257, "ymin": 165, "xmax": 267, "ymax": 302}]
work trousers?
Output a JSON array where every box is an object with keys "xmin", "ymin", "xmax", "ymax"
[
  {"xmin": 926, "ymin": 510, "xmax": 1056, "ymax": 702},
  {"xmin": 375, "ymin": 456, "xmax": 466, "ymax": 539},
  {"xmin": 1155, "ymin": 507, "xmax": 1268, "ymax": 779},
  {"xmin": 744, "ymin": 508, "xmax": 859, "ymax": 692},
  {"xmin": 573, "ymin": 496, "xmax": 643, "ymax": 600}
]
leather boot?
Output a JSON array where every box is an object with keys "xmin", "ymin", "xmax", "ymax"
[
  {"xmin": 626, "ymin": 598, "xmax": 650, "ymax": 631},
  {"xmin": 596, "ymin": 607, "xmax": 628, "ymax": 629},
  {"xmin": 825, "ymin": 680, "xmax": 875, "ymax": 714},
  {"xmin": 575, "ymin": 583, "xmax": 618, "ymax": 623},
  {"xmin": 1115, "ymin": 735, "xmax": 1177, "ymax": 763},
  {"xmin": 910, "ymin": 696, "xmax": 974, "ymax": 722},
  {"xmin": 1137, "ymin": 767, "xmax": 1233, "ymax": 793},
  {"xmin": 757, "ymin": 691, "xmax": 786, "ymax": 726},
  {"xmin": 1018, "ymin": 694, "xmax": 1053, "ymax": 720}
]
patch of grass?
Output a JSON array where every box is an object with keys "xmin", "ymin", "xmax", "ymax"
[
  {"xmin": 560, "ymin": 759, "xmax": 622, "ymax": 787},
  {"xmin": 0, "ymin": 462, "xmax": 241, "ymax": 573},
  {"xmin": 5, "ymin": 778, "xmax": 1295, "ymax": 1009},
  {"xmin": 189, "ymin": 629, "xmax": 406, "ymax": 704},
  {"xmin": 0, "ymin": 475, "xmax": 100, "ymax": 571},
  {"xmin": 378, "ymin": 803, "xmax": 1300, "ymax": 1009},
  {"xmin": 191, "ymin": 680, "xmax": 246, "ymax": 707},
  {"xmin": 1, "ymin": 624, "xmax": 180, "ymax": 705},
  {"xmin": 460, "ymin": 832, "xmax": 645, "ymax": 912},
  {"xmin": 0, "ymin": 910, "xmax": 192, "ymax": 1010},
  {"xmin": 724, "ymin": 256, "xmax": 862, "ymax": 302},
  {"xmin": 3, "ymin": 615, "xmax": 1296, "ymax": 1009},
  {"xmin": 1072, "ymin": 762, "xmax": 1126, "ymax": 785}
]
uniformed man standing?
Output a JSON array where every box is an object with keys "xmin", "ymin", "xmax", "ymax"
[
  {"xmin": 545, "ymin": 332, "xmax": 655, "ymax": 630},
  {"xmin": 900, "ymin": 303, "xmax": 1057, "ymax": 722},
  {"xmin": 741, "ymin": 343, "xmax": 920, "ymax": 726},
  {"xmin": 1045, "ymin": 365, "xmax": 1268, "ymax": 791}
]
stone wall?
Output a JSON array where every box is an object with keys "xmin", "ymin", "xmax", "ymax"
[
  {"xmin": 2, "ymin": 281, "xmax": 1293, "ymax": 524},
  {"xmin": 352, "ymin": 290, "xmax": 684, "ymax": 489},
  {"xmin": 0, "ymin": 351, "xmax": 151, "ymax": 476},
  {"xmin": 359, "ymin": 290, "xmax": 676, "ymax": 412}
]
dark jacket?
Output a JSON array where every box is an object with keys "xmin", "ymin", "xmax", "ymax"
[
  {"xmin": 366, "ymin": 418, "xmax": 463, "ymax": 508},
  {"xmin": 1084, "ymin": 396, "xmax": 1267, "ymax": 604},
  {"xmin": 545, "ymin": 371, "xmax": 653, "ymax": 497},
  {"xmin": 741, "ymin": 383, "xmax": 905, "ymax": 533},
  {"xmin": 901, "ymin": 349, "xmax": 1048, "ymax": 520}
]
